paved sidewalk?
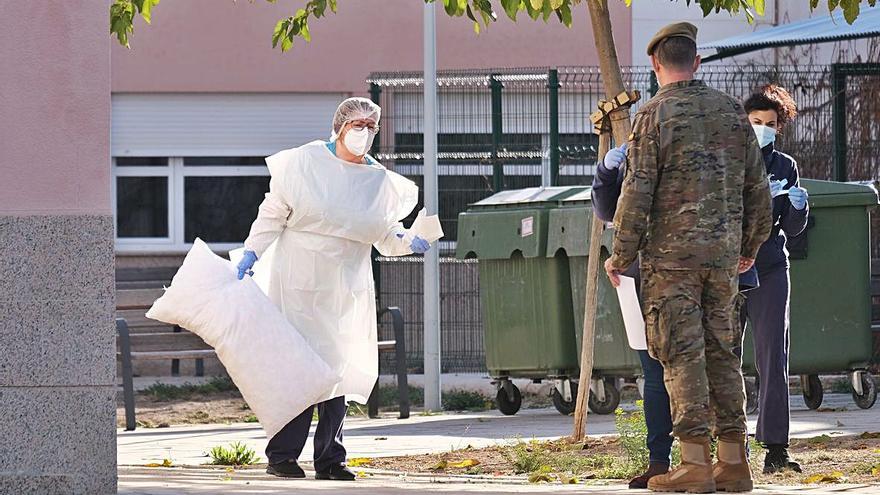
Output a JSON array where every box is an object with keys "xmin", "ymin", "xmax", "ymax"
[
  {"xmin": 119, "ymin": 394, "xmax": 878, "ymax": 467},
  {"xmin": 118, "ymin": 466, "xmax": 880, "ymax": 494}
]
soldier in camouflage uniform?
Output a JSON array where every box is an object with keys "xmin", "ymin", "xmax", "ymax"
[{"xmin": 603, "ymin": 22, "xmax": 773, "ymax": 493}]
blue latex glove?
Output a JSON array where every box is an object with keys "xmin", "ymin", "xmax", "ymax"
[
  {"xmin": 788, "ymin": 186, "xmax": 809, "ymax": 210},
  {"xmin": 769, "ymin": 178, "xmax": 788, "ymax": 198},
  {"xmin": 603, "ymin": 143, "xmax": 628, "ymax": 170},
  {"xmin": 236, "ymin": 250, "xmax": 258, "ymax": 280},
  {"xmin": 410, "ymin": 236, "xmax": 430, "ymax": 254}
]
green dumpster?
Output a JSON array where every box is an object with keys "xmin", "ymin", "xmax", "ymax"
[
  {"xmin": 546, "ymin": 189, "xmax": 642, "ymax": 414},
  {"xmin": 741, "ymin": 179, "xmax": 879, "ymax": 412},
  {"xmin": 457, "ymin": 186, "xmax": 586, "ymax": 415}
]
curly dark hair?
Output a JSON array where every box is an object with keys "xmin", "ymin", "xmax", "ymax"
[{"xmin": 743, "ymin": 84, "xmax": 798, "ymax": 128}]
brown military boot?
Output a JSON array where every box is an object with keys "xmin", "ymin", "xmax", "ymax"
[
  {"xmin": 713, "ymin": 434, "xmax": 754, "ymax": 492},
  {"xmin": 648, "ymin": 439, "xmax": 716, "ymax": 493}
]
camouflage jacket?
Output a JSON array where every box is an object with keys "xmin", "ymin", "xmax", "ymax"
[{"xmin": 610, "ymin": 79, "xmax": 773, "ymax": 271}]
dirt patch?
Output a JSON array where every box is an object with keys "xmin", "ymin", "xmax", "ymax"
[
  {"xmin": 361, "ymin": 434, "xmax": 880, "ymax": 485},
  {"xmin": 117, "ymin": 392, "xmax": 257, "ymax": 428}
]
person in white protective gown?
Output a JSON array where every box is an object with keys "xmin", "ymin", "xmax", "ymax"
[{"xmin": 236, "ymin": 97, "xmax": 430, "ymax": 481}]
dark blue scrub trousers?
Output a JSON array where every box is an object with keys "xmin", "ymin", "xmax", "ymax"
[
  {"xmin": 265, "ymin": 396, "xmax": 348, "ymax": 471},
  {"xmin": 638, "ymin": 350, "xmax": 675, "ymax": 464},
  {"xmin": 740, "ymin": 267, "xmax": 791, "ymax": 445}
]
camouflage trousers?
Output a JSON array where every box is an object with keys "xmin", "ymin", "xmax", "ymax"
[{"xmin": 641, "ymin": 265, "xmax": 747, "ymax": 441}]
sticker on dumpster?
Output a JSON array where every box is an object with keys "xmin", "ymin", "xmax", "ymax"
[{"xmin": 521, "ymin": 217, "xmax": 534, "ymax": 237}]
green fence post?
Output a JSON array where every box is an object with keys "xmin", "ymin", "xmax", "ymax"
[
  {"xmin": 548, "ymin": 69, "xmax": 560, "ymax": 186},
  {"xmin": 831, "ymin": 64, "xmax": 847, "ymax": 182},
  {"xmin": 490, "ymin": 74, "xmax": 504, "ymax": 192}
]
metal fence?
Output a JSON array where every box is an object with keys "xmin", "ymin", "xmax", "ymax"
[{"xmin": 370, "ymin": 64, "xmax": 880, "ymax": 374}]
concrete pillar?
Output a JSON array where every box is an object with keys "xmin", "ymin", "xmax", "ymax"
[{"xmin": 0, "ymin": 1, "xmax": 116, "ymax": 493}]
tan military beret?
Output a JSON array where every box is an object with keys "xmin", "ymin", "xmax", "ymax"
[{"xmin": 646, "ymin": 22, "xmax": 698, "ymax": 56}]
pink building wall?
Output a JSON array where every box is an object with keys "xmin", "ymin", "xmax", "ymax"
[
  {"xmin": 111, "ymin": 0, "xmax": 633, "ymax": 94},
  {"xmin": 1, "ymin": 1, "xmax": 110, "ymax": 214}
]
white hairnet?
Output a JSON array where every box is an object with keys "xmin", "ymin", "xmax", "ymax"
[{"xmin": 330, "ymin": 97, "xmax": 381, "ymax": 140}]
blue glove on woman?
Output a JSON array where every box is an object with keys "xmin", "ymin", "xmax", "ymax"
[
  {"xmin": 603, "ymin": 143, "xmax": 628, "ymax": 170},
  {"xmin": 237, "ymin": 250, "xmax": 258, "ymax": 280},
  {"xmin": 788, "ymin": 186, "xmax": 809, "ymax": 210}
]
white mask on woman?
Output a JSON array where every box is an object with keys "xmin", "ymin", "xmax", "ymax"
[
  {"xmin": 752, "ymin": 124, "xmax": 776, "ymax": 148},
  {"xmin": 343, "ymin": 127, "xmax": 375, "ymax": 156}
]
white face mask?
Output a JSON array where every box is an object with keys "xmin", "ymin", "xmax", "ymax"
[
  {"xmin": 752, "ymin": 124, "xmax": 777, "ymax": 148},
  {"xmin": 342, "ymin": 127, "xmax": 375, "ymax": 156}
]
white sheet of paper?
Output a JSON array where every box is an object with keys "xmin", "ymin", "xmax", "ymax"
[
  {"xmin": 411, "ymin": 208, "xmax": 444, "ymax": 243},
  {"xmin": 615, "ymin": 275, "xmax": 648, "ymax": 351}
]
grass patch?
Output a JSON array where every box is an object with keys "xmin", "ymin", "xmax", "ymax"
[
  {"xmin": 442, "ymin": 389, "xmax": 494, "ymax": 412},
  {"xmin": 373, "ymin": 384, "xmax": 425, "ymax": 408},
  {"xmin": 208, "ymin": 442, "xmax": 260, "ymax": 466},
  {"xmin": 141, "ymin": 377, "xmax": 238, "ymax": 402},
  {"xmin": 243, "ymin": 414, "xmax": 259, "ymax": 423}
]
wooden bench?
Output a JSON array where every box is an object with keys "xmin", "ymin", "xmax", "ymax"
[{"xmin": 117, "ymin": 290, "xmax": 410, "ymax": 430}]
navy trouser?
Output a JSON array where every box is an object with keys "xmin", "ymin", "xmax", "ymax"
[
  {"xmin": 740, "ymin": 267, "xmax": 791, "ymax": 445},
  {"xmin": 265, "ymin": 396, "xmax": 347, "ymax": 471},
  {"xmin": 638, "ymin": 349, "xmax": 675, "ymax": 464}
]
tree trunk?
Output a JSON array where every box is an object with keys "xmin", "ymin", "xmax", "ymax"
[{"xmin": 571, "ymin": 0, "xmax": 635, "ymax": 442}]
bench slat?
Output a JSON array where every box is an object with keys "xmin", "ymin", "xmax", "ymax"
[
  {"xmin": 123, "ymin": 350, "xmax": 216, "ymax": 360},
  {"xmin": 117, "ymin": 288, "xmax": 164, "ymax": 310}
]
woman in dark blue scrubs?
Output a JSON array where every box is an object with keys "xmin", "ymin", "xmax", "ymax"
[{"xmin": 742, "ymin": 84, "xmax": 810, "ymax": 474}]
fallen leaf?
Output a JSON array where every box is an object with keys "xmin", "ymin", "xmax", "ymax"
[
  {"xmin": 225, "ymin": 467, "xmax": 234, "ymax": 473},
  {"xmin": 347, "ymin": 458, "xmax": 372, "ymax": 467},
  {"xmin": 860, "ymin": 432, "xmax": 880, "ymax": 439},
  {"xmin": 803, "ymin": 471, "xmax": 846, "ymax": 484},
  {"xmin": 449, "ymin": 459, "xmax": 480, "ymax": 468},
  {"xmin": 528, "ymin": 472, "xmax": 553, "ymax": 483},
  {"xmin": 144, "ymin": 459, "xmax": 173, "ymax": 468},
  {"xmin": 357, "ymin": 471, "xmax": 368, "ymax": 478},
  {"xmin": 162, "ymin": 458, "xmax": 173, "ymax": 467},
  {"xmin": 836, "ymin": 420, "xmax": 845, "ymax": 427},
  {"xmin": 872, "ymin": 465, "xmax": 880, "ymax": 477},
  {"xmin": 558, "ymin": 473, "xmax": 580, "ymax": 484},
  {"xmin": 431, "ymin": 460, "xmax": 448, "ymax": 471}
]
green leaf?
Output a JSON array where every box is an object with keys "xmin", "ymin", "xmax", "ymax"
[
  {"xmin": 549, "ymin": 0, "xmax": 564, "ymax": 9},
  {"xmin": 700, "ymin": 0, "xmax": 714, "ymax": 16},
  {"xmin": 500, "ymin": 0, "xmax": 521, "ymax": 21},
  {"xmin": 329, "ymin": 0, "xmax": 337, "ymax": 12},
  {"xmin": 529, "ymin": 0, "xmax": 543, "ymax": 10},
  {"xmin": 753, "ymin": 0, "xmax": 765, "ymax": 16},
  {"xmin": 810, "ymin": 0, "xmax": 820, "ymax": 10},
  {"xmin": 281, "ymin": 34, "xmax": 293, "ymax": 52},
  {"xmin": 829, "ymin": 0, "xmax": 840, "ymax": 10},
  {"xmin": 558, "ymin": 1, "xmax": 572, "ymax": 26},
  {"xmin": 840, "ymin": 0, "xmax": 860, "ymax": 23},
  {"xmin": 300, "ymin": 22, "xmax": 311, "ymax": 42},
  {"xmin": 272, "ymin": 18, "xmax": 287, "ymax": 48},
  {"xmin": 542, "ymin": 0, "xmax": 553, "ymax": 21},
  {"xmin": 524, "ymin": 0, "xmax": 541, "ymax": 20},
  {"xmin": 466, "ymin": 4, "xmax": 478, "ymax": 22},
  {"xmin": 444, "ymin": 0, "xmax": 462, "ymax": 16}
]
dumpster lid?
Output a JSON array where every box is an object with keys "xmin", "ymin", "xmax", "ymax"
[
  {"xmin": 472, "ymin": 186, "xmax": 589, "ymax": 208},
  {"xmin": 559, "ymin": 188, "xmax": 593, "ymax": 203},
  {"xmin": 800, "ymin": 179, "xmax": 879, "ymax": 207}
]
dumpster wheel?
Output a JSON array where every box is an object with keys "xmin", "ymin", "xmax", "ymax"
[
  {"xmin": 588, "ymin": 379, "xmax": 620, "ymax": 415},
  {"xmin": 802, "ymin": 374, "xmax": 824, "ymax": 410},
  {"xmin": 552, "ymin": 381, "xmax": 578, "ymax": 416},
  {"xmin": 745, "ymin": 377, "xmax": 759, "ymax": 415},
  {"xmin": 496, "ymin": 383, "xmax": 522, "ymax": 416},
  {"xmin": 852, "ymin": 372, "xmax": 877, "ymax": 410}
]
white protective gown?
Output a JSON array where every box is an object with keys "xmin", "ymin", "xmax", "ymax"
[{"xmin": 244, "ymin": 141, "xmax": 418, "ymax": 404}]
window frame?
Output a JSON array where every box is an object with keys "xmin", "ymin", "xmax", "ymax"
[{"xmin": 113, "ymin": 157, "xmax": 270, "ymax": 253}]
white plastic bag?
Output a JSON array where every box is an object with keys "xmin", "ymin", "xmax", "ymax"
[{"xmin": 146, "ymin": 238, "xmax": 340, "ymax": 439}]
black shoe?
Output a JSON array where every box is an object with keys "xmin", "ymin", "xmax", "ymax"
[
  {"xmin": 266, "ymin": 460, "xmax": 306, "ymax": 478},
  {"xmin": 315, "ymin": 463, "xmax": 356, "ymax": 481},
  {"xmin": 628, "ymin": 462, "xmax": 670, "ymax": 489},
  {"xmin": 763, "ymin": 444, "xmax": 802, "ymax": 474}
]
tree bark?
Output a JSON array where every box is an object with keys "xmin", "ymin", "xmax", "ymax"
[{"xmin": 571, "ymin": 0, "xmax": 635, "ymax": 442}]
